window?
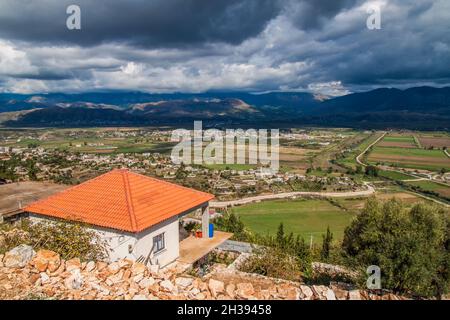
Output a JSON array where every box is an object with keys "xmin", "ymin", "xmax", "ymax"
[{"xmin": 153, "ymin": 233, "xmax": 165, "ymax": 253}]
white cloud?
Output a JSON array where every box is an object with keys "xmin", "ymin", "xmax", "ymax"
[{"xmin": 0, "ymin": 41, "xmax": 37, "ymax": 76}]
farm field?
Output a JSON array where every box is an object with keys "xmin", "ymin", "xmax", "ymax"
[
  {"xmin": 336, "ymin": 131, "xmax": 384, "ymax": 170},
  {"xmin": 418, "ymin": 136, "xmax": 450, "ymax": 149},
  {"xmin": 404, "ymin": 180, "xmax": 450, "ymax": 199},
  {"xmin": 377, "ymin": 170, "xmax": 417, "ymax": 180},
  {"xmin": 378, "ymin": 135, "xmax": 417, "ymax": 148},
  {"xmin": 231, "ymin": 199, "xmax": 354, "ymax": 243},
  {"xmin": 230, "ymin": 192, "xmax": 439, "ymax": 244},
  {"xmin": 367, "ymin": 146, "xmax": 450, "ymax": 171}
]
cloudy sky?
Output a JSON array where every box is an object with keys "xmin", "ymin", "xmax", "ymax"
[{"xmin": 0, "ymin": 0, "xmax": 449, "ymax": 95}]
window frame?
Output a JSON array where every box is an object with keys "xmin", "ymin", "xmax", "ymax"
[{"xmin": 153, "ymin": 233, "xmax": 165, "ymax": 254}]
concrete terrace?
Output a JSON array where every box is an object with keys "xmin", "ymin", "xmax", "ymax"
[{"xmin": 178, "ymin": 231, "xmax": 233, "ymax": 264}]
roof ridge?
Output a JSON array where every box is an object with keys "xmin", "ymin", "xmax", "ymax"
[{"xmin": 121, "ymin": 170, "xmax": 138, "ymax": 232}]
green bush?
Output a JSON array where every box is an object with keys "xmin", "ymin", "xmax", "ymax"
[
  {"xmin": 342, "ymin": 198, "xmax": 449, "ymax": 297},
  {"xmin": 0, "ymin": 219, "xmax": 108, "ymax": 261},
  {"xmin": 239, "ymin": 246, "xmax": 303, "ymax": 282}
]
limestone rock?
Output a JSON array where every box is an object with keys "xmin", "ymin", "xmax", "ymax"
[
  {"xmin": 225, "ymin": 283, "xmax": 236, "ymax": 299},
  {"xmin": 4, "ymin": 245, "xmax": 35, "ymax": 268},
  {"xmin": 118, "ymin": 259, "xmax": 133, "ymax": 269},
  {"xmin": 348, "ymin": 290, "xmax": 362, "ymax": 300},
  {"xmin": 40, "ymin": 272, "xmax": 50, "ymax": 284},
  {"xmin": 236, "ymin": 283, "xmax": 255, "ymax": 299},
  {"xmin": 64, "ymin": 269, "xmax": 83, "ymax": 290},
  {"xmin": 175, "ymin": 277, "xmax": 193, "ymax": 289},
  {"xmin": 65, "ymin": 258, "xmax": 81, "ymax": 272},
  {"xmin": 160, "ymin": 279, "xmax": 174, "ymax": 292},
  {"xmin": 85, "ymin": 261, "xmax": 96, "ymax": 272},
  {"xmin": 139, "ymin": 277, "xmax": 155, "ymax": 289},
  {"xmin": 208, "ymin": 279, "xmax": 225, "ymax": 298},
  {"xmin": 149, "ymin": 264, "xmax": 159, "ymax": 275},
  {"xmin": 107, "ymin": 262, "xmax": 120, "ymax": 275},
  {"xmin": 299, "ymin": 285, "xmax": 314, "ymax": 300},
  {"xmin": 32, "ymin": 249, "xmax": 61, "ymax": 272},
  {"xmin": 131, "ymin": 262, "xmax": 146, "ymax": 275},
  {"xmin": 326, "ymin": 288, "xmax": 336, "ymax": 300}
]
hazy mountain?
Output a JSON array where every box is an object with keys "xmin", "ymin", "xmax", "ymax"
[{"xmin": 1, "ymin": 87, "xmax": 449, "ymax": 129}]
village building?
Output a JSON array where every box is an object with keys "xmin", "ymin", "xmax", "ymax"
[{"xmin": 24, "ymin": 169, "xmax": 230, "ymax": 267}]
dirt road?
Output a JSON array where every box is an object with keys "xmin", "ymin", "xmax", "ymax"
[{"xmin": 210, "ymin": 184, "xmax": 375, "ymax": 208}]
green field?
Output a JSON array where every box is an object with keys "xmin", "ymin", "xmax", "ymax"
[
  {"xmin": 231, "ymin": 199, "xmax": 355, "ymax": 243},
  {"xmin": 378, "ymin": 170, "xmax": 416, "ymax": 181},
  {"xmin": 405, "ymin": 180, "xmax": 450, "ymax": 198},
  {"xmin": 382, "ymin": 136, "xmax": 415, "ymax": 143},
  {"xmin": 336, "ymin": 132, "xmax": 384, "ymax": 170},
  {"xmin": 13, "ymin": 137, "xmax": 176, "ymax": 155},
  {"xmin": 368, "ymin": 146, "xmax": 450, "ymax": 171}
]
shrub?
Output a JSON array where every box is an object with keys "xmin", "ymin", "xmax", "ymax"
[
  {"xmin": 342, "ymin": 198, "xmax": 449, "ymax": 297},
  {"xmin": 0, "ymin": 219, "xmax": 108, "ymax": 261},
  {"xmin": 239, "ymin": 246, "xmax": 303, "ymax": 282}
]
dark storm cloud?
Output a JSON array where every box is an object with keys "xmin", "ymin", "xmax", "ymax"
[
  {"xmin": 0, "ymin": 0, "xmax": 448, "ymax": 94},
  {"xmin": 285, "ymin": 0, "xmax": 361, "ymax": 30},
  {"xmin": 0, "ymin": 0, "xmax": 282, "ymax": 47}
]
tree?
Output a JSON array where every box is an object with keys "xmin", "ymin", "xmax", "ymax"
[
  {"xmin": 342, "ymin": 198, "xmax": 448, "ymax": 297},
  {"xmin": 276, "ymin": 223, "xmax": 285, "ymax": 247},
  {"xmin": 356, "ymin": 165, "xmax": 363, "ymax": 174},
  {"xmin": 365, "ymin": 165, "xmax": 379, "ymax": 177},
  {"xmin": 321, "ymin": 226, "xmax": 333, "ymax": 261}
]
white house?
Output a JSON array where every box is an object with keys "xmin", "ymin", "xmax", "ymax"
[{"xmin": 24, "ymin": 169, "xmax": 216, "ymax": 267}]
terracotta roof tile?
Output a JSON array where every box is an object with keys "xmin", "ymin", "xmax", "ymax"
[{"xmin": 24, "ymin": 169, "xmax": 214, "ymax": 233}]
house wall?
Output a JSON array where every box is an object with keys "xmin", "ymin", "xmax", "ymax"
[{"xmin": 28, "ymin": 214, "xmax": 180, "ymax": 268}]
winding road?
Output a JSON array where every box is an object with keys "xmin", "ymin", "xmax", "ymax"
[
  {"xmin": 355, "ymin": 132, "xmax": 387, "ymax": 167},
  {"xmin": 210, "ymin": 184, "xmax": 375, "ymax": 208}
]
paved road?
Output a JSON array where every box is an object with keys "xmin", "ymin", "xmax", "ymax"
[{"xmin": 210, "ymin": 184, "xmax": 375, "ymax": 208}]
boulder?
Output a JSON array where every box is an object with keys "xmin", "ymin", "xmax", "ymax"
[
  {"xmin": 235, "ymin": 283, "xmax": 255, "ymax": 300},
  {"xmin": 139, "ymin": 277, "xmax": 155, "ymax": 289},
  {"xmin": 64, "ymin": 269, "xmax": 83, "ymax": 290},
  {"xmin": 65, "ymin": 258, "xmax": 81, "ymax": 272},
  {"xmin": 107, "ymin": 262, "xmax": 120, "ymax": 275},
  {"xmin": 348, "ymin": 290, "xmax": 362, "ymax": 300},
  {"xmin": 149, "ymin": 264, "xmax": 159, "ymax": 275},
  {"xmin": 325, "ymin": 289, "xmax": 336, "ymax": 300},
  {"xmin": 208, "ymin": 279, "xmax": 225, "ymax": 298},
  {"xmin": 3, "ymin": 245, "xmax": 36, "ymax": 268},
  {"xmin": 85, "ymin": 261, "xmax": 96, "ymax": 272},
  {"xmin": 131, "ymin": 262, "xmax": 146, "ymax": 275},
  {"xmin": 332, "ymin": 288, "xmax": 349, "ymax": 300},
  {"xmin": 32, "ymin": 249, "xmax": 61, "ymax": 272},
  {"xmin": 96, "ymin": 261, "xmax": 108, "ymax": 271},
  {"xmin": 160, "ymin": 279, "xmax": 174, "ymax": 292},
  {"xmin": 118, "ymin": 259, "xmax": 133, "ymax": 269},
  {"xmin": 225, "ymin": 283, "xmax": 236, "ymax": 299},
  {"xmin": 299, "ymin": 285, "xmax": 314, "ymax": 300},
  {"xmin": 175, "ymin": 277, "xmax": 193, "ymax": 289},
  {"xmin": 133, "ymin": 273, "xmax": 144, "ymax": 283},
  {"xmin": 40, "ymin": 272, "xmax": 50, "ymax": 284}
]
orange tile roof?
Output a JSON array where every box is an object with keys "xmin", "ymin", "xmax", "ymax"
[{"xmin": 24, "ymin": 169, "xmax": 214, "ymax": 233}]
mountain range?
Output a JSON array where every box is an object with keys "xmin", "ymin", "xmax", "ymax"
[{"xmin": 0, "ymin": 87, "xmax": 449, "ymax": 130}]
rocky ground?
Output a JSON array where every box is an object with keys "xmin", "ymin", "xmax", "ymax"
[{"xmin": 0, "ymin": 245, "xmax": 410, "ymax": 300}]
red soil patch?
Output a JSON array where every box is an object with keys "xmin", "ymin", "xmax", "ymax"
[{"xmin": 418, "ymin": 137, "xmax": 450, "ymax": 148}]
